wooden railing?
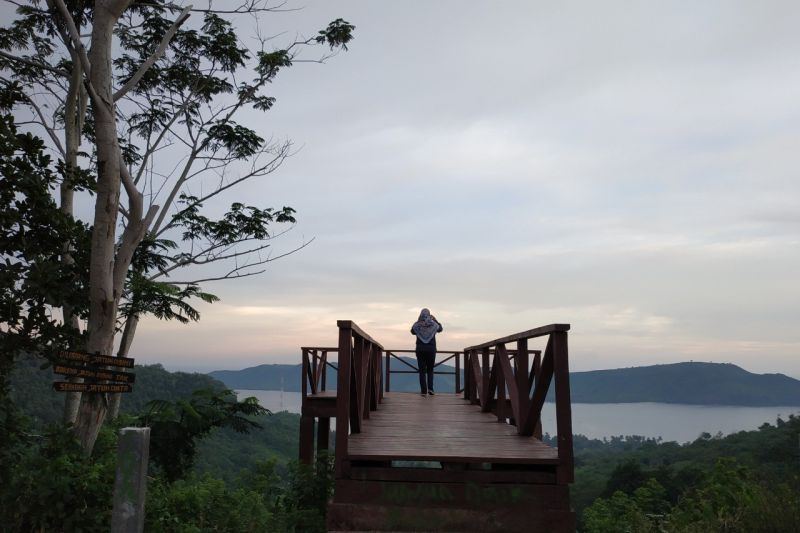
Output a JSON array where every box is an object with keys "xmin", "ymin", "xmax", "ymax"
[
  {"xmin": 301, "ymin": 347, "xmax": 338, "ymax": 396},
  {"xmin": 463, "ymin": 323, "xmax": 574, "ymax": 482},
  {"xmin": 334, "ymin": 320, "xmax": 384, "ymax": 476},
  {"xmin": 383, "ymin": 350, "xmax": 463, "ymax": 393}
]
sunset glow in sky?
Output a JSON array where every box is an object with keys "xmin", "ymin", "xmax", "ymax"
[{"xmin": 127, "ymin": 1, "xmax": 799, "ymax": 377}]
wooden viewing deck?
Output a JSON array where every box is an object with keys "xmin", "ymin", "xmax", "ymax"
[
  {"xmin": 300, "ymin": 321, "xmax": 576, "ymax": 532},
  {"xmin": 347, "ymin": 393, "xmax": 559, "ymax": 464}
]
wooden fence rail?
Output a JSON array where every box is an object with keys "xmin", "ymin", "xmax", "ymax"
[
  {"xmin": 334, "ymin": 320, "xmax": 384, "ymax": 476},
  {"xmin": 383, "ymin": 350, "xmax": 463, "ymax": 393},
  {"xmin": 463, "ymin": 323, "xmax": 574, "ymax": 483}
]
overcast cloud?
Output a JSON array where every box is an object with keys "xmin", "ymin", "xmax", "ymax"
[{"xmin": 115, "ymin": 1, "xmax": 800, "ymax": 376}]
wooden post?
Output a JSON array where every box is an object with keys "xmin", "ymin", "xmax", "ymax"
[
  {"xmin": 463, "ymin": 351, "xmax": 470, "ymax": 400},
  {"xmin": 377, "ymin": 348, "xmax": 384, "ymax": 402},
  {"xmin": 111, "ymin": 427, "xmax": 150, "ymax": 533},
  {"xmin": 481, "ymin": 348, "xmax": 491, "ymax": 411},
  {"xmin": 455, "ymin": 351, "xmax": 461, "ymax": 394},
  {"xmin": 470, "ymin": 350, "xmax": 482, "ymax": 405},
  {"xmin": 496, "ymin": 346, "xmax": 506, "ymax": 422},
  {"xmin": 301, "ymin": 348, "xmax": 309, "ymax": 398},
  {"xmin": 385, "ymin": 350, "xmax": 391, "ymax": 392},
  {"xmin": 532, "ymin": 350, "xmax": 542, "ymax": 438},
  {"xmin": 320, "ymin": 351, "xmax": 328, "ymax": 391},
  {"xmin": 515, "ymin": 339, "xmax": 529, "ymax": 428},
  {"xmin": 299, "ymin": 415, "xmax": 315, "ymax": 464},
  {"xmin": 335, "ymin": 325, "xmax": 352, "ymax": 477},
  {"xmin": 553, "ymin": 331, "xmax": 574, "ymax": 484},
  {"xmin": 317, "ymin": 417, "xmax": 330, "ymax": 453}
]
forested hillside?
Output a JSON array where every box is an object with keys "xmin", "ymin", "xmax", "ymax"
[
  {"xmin": 7, "ymin": 353, "xmax": 800, "ymax": 531},
  {"xmin": 565, "ymin": 414, "xmax": 800, "ymax": 531},
  {"xmin": 8, "ymin": 353, "xmax": 302, "ymax": 475},
  {"xmin": 10, "ymin": 353, "xmax": 226, "ymax": 427},
  {"xmin": 568, "ymin": 362, "xmax": 800, "ymax": 405},
  {"xmin": 3, "ymin": 354, "xmax": 321, "ymax": 532}
]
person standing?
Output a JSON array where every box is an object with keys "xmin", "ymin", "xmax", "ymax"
[{"xmin": 410, "ymin": 308, "xmax": 443, "ymax": 396}]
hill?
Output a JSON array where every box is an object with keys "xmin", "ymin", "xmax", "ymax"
[
  {"xmin": 9, "ymin": 353, "xmax": 227, "ymax": 427},
  {"xmin": 567, "ymin": 362, "xmax": 800, "ymax": 406},
  {"xmin": 210, "ymin": 361, "xmax": 800, "ymax": 406},
  {"xmin": 209, "ymin": 357, "xmax": 459, "ymax": 393}
]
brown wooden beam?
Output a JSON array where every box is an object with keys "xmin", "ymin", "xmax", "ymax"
[
  {"xmin": 515, "ymin": 339, "xmax": 530, "ymax": 430},
  {"xmin": 465, "ymin": 324, "xmax": 570, "ymax": 351},
  {"xmin": 496, "ymin": 344, "xmax": 520, "ymax": 425},
  {"xmin": 553, "ymin": 331, "xmax": 574, "ymax": 484},
  {"xmin": 336, "ymin": 320, "xmax": 384, "ymax": 349},
  {"xmin": 299, "ymin": 415, "xmax": 315, "ymax": 464},
  {"xmin": 335, "ymin": 325, "xmax": 352, "ymax": 477},
  {"xmin": 521, "ymin": 335, "xmax": 555, "ymax": 436}
]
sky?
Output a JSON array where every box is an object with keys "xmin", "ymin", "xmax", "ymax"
[{"xmin": 27, "ymin": 1, "xmax": 800, "ymax": 376}]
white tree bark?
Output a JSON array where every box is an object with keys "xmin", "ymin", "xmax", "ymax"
[
  {"xmin": 62, "ymin": 54, "xmax": 88, "ymax": 426},
  {"xmin": 67, "ymin": 0, "xmax": 137, "ymax": 453}
]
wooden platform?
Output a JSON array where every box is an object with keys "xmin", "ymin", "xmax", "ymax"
[
  {"xmin": 347, "ymin": 392, "xmax": 558, "ymax": 464},
  {"xmin": 300, "ymin": 322, "xmax": 576, "ymax": 531}
]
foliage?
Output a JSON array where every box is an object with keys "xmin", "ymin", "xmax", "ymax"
[
  {"xmin": 145, "ymin": 475, "xmax": 273, "ymax": 533},
  {"xmin": 145, "ymin": 454, "xmax": 334, "ymax": 533},
  {"xmin": 9, "ymin": 354, "xmax": 228, "ymax": 428},
  {"xmin": 194, "ymin": 411, "xmax": 301, "ymax": 481},
  {"xmin": 1, "ymin": 1, "xmax": 355, "ymax": 453},
  {"xmin": 584, "ymin": 480, "xmax": 666, "ymax": 533},
  {"xmin": 0, "ymin": 387, "xmax": 331, "ymax": 533},
  {"xmin": 138, "ymin": 387, "xmax": 269, "ymax": 481},
  {"xmin": 0, "ymin": 422, "xmax": 117, "ymax": 532},
  {"xmin": 576, "ymin": 415, "xmax": 800, "ymax": 531},
  {"xmin": 0, "ymin": 115, "xmax": 88, "ymax": 363},
  {"xmin": 584, "ymin": 458, "xmax": 800, "ymax": 533}
]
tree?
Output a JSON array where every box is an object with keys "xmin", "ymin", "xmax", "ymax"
[
  {"xmin": 138, "ymin": 388, "xmax": 268, "ymax": 482},
  {"xmin": 0, "ymin": 1, "xmax": 354, "ymax": 453},
  {"xmin": 0, "ymin": 112, "xmax": 89, "ymax": 379}
]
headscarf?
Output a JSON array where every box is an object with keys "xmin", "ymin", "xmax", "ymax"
[{"xmin": 412, "ymin": 308, "xmax": 440, "ymax": 344}]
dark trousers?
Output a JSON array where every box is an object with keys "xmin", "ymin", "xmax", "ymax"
[{"xmin": 416, "ymin": 350, "xmax": 435, "ymax": 393}]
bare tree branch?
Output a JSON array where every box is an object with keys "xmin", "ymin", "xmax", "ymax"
[
  {"xmin": 20, "ymin": 93, "xmax": 66, "ymax": 157},
  {"xmin": 50, "ymin": 0, "xmax": 92, "ymax": 80},
  {"xmin": 0, "ymin": 50, "xmax": 69, "ymax": 77},
  {"xmin": 113, "ymin": 5, "xmax": 192, "ymax": 101},
  {"xmin": 168, "ymin": 238, "xmax": 313, "ymax": 284},
  {"xmin": 136, "ymin": 0, "xmax": 299, "ymax": 14}
]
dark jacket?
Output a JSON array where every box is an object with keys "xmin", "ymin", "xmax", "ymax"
[{"xmin": 410, "ymin": 321, "xmax": 443, "ymax": 353}]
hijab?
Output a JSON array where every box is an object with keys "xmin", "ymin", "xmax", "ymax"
[{"xmin": 412, "ymin": 308, "xmax": 440, "ymax": 344}]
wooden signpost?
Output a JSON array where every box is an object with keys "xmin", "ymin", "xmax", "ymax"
[{"xmin": 51, "ymin": 349, "xmax": 136, "ymax": 394}]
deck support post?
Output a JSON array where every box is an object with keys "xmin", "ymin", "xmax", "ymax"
[
  {"xmin": 299, "ymin": 415, "xmax": 315, "ymax": 464},
  {"xmin": 335, "ymin": 324, "xmax": 352, "ymax": 477},
  {"xmin": 455, "ymin": 351, "xmax": 461, "ymax": 394},
  {"xmin": 553, "ymin": 331, "xmax": 574, "ymax": 484},
  {"xmin": 317, "ymin": 417, "xmax": 330, "ymax": 453},
  {"xmin": 515, "ymin": 339, "xmax": 529, "ymax": 428}
]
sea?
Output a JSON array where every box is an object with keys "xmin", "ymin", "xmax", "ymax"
[{"xmin": 236, "ymin": 389, "xmax": 799, "ymax": 444}]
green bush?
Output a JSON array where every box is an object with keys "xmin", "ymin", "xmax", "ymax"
[{"xmin": 0, "ymin": 424, "xmax": 116, "ymax": 532}]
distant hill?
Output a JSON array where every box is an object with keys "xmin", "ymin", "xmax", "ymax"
[
  {"xmin": 567, "ymin": 362, "xmax": 800, "ymax": 406},
  {"xmin": 9, "ymin": 353, "xmax": 226, "ymax": 427},
  {"xmin": 210, "ymin": 361, "xmax": 800, "ymax": 406},
  {"xmin": 209, "ymin": 357, "xmax": 459, "ymax": 393}
]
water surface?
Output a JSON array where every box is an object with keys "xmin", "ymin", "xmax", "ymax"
[{"xmin": 236, "ymin": 390, "xmax": 798, "ymax": 443}]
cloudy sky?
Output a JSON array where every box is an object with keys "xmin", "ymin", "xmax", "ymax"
[{"xmin": 128, "ymin": 1, "xmax": 800, "ymax": 377}]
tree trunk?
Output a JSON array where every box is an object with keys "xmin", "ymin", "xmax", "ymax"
[
  {"xmin": 108, "ymin": 314, "xmax": 139, "ymax": 419},
  {"xmin": 62, "ymin": 55, "xmax": 87, "ymax": 426},
  {"xmin": 72, "ymin": 0, "xmax": 134, "ymax": 454}
]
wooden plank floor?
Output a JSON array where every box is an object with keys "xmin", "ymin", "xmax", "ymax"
[{"xmin": 347, "ymin": 392, "xmax": 559, "ymax": 464}]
